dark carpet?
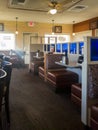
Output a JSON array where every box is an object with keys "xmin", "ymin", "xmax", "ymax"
[{"xmin": 8, "ymin": 68, "xmax": 85, "ymax": 130}]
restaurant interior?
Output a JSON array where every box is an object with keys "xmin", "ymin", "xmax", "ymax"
[{"xmin": 0, "ymin": 0, "xmax": 98, "ymax": 130}]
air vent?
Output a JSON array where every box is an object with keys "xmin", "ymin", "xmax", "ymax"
[
  {"xmin": 11, "ymin": 0, "xmax": 26, "ymax": 5},
  {"xmin": 68, "ymin": 5, "xmax": 88, "ymax": 12}
]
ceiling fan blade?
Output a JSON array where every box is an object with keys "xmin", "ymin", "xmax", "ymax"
[
  {"xmin": 48, "ymin": 0, "xmax": 58, "ymax": 8},
  {"xmin": 48, "ymin": 2, "xmax": 54, "ymax": 7},
  {"xmin": 55, "ymin": 3, "xmax": 62, "ymax": 10}
]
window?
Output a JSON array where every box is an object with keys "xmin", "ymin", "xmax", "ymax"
[
  {"xmin": 62, "ymin": 43, "xmax": 68, "ymax": 53},
  {"xmin": 79, "ymin": 42, "xmax": 84, "ymax": 54},
  {"xmin": 56, "ymin": 44, "xmax": 61, "ymax": 52},
  {"xmin": 45, "ymin": 34, "xmax": 70, "ymax": 44},
  {"xmin": 70, "ymin": 43, "xmax": 77, "ymax": 54},
  {"xmin": 0, "ymin": 33, "xmax": 15, "ymax": 50}
]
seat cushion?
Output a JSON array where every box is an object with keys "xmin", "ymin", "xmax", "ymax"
[
  {"xmin": 39, "ymin": 66, "xmax": 44, "ymax": 79},
  {"xmin": 47, "ymin": 69, "xmax": 78, "ymax": 88},
  {"xmin": 30, "ymin": 61, "xmax": 44, "ymax": 74},
  {"xmin": 91, "ymin": 104, "xmax": 98, "ymax": 130},
  {"xmin": 39, "ymin": 66, "xmax": 44, "ymax": 74},
  {"xmin": 71, "ymin": 94, "xmax": 81, "ymax": 107},
  {"xmin": 71, "ymin": 83, "xmax": 81, "ymax": 98},
  {"xmin": 91, "ymin": 104, "xmax": 98, "ymax": 122},
  {"xmin": 71, "ymin": 83, "xmax": 81, "ymax": 107}
]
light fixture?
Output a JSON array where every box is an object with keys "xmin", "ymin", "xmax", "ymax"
[
  {"xmin": 52, "ymin": 20, "xmax": 55, "ymax": 35},
  {"xmin": 72, "ymin": 21, "xmax": 75, "ymax": 36},
  {"xmin": 49, "ymin": 8, "xmax": 57, "ymax": 15},
  {"xmin": 72, "ymin": 32, "xmax": 75, "ymax": 36},
  {"xmin": 15, "ymin": 17, "xmax": 18, "ymax": 35}
]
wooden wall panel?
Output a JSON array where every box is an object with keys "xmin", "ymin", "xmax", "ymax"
[
  {"xmin": 73, "ymin": 20, "xmax": 89, "ymax": 32},
  {"xmin": 73, "ymin": 17, "xmax": 98, "ymax": 35}
]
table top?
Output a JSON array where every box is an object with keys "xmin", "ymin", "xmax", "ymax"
[{"xmin": 55, "ymin": 61, "xmax": 82, "ymax": 68}]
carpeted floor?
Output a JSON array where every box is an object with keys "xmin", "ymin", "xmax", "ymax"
[{"xmin": 7, "ymin": 68, "xmax": 86, "ymax": 130}]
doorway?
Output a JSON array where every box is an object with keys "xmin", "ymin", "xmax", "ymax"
[{"xmin": 23, "ymin": 32, "xmax": 38, "ymax": 64}]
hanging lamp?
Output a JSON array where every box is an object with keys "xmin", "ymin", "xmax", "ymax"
[
  {"xmin": 49, "ymin": 9, "xmax": 57, "ymax": 15},
  {"xmin": 52, "ymin": 20, "xmax": 55, "ymax": 35},
  {"xmin": 72, "ymin": 21, "xmax": 75, "ymax": 36},
  {"xmin": 15, "ymin": 17, "xmax": 18, "ymax": 35}
]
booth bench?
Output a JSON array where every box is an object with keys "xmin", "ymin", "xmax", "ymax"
[{"xmin": 39, "ymin": 53, "xmax": 79, "ymax": 92}]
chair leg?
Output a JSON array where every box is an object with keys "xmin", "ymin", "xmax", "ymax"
[
  {"xmin": 5, "ymin": 96, "xmax": 10, "ymax": 125},
  {"xmin": 5, "ymin": 104, "xmax": 10, "ymax": 125},
  {"xmin": 0, "ymin": 112, "xmax": 3, "ymax": 130}
]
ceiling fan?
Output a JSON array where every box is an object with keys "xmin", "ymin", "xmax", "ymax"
[
  {"xmin": 8, "ymin": 0, "xmax": 83, "ymax": 14},
  {"xmin": 48, "ymin": 0, "xmax": 83, "ymax": 14},
  {"xmin": 48, "ymin": 0, "xmax": 62, "ymax": 14}
]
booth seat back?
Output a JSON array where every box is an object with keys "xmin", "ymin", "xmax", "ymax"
[
  {"xmin": 29, "ymin": 51, "xmax": 44, "ymax": 74},
  {"xmin": 0, "ymin": 50, "xmax": 10, "ymax": 56},
  {"xmin": 30, "ymin": 51, "xmax": 44, "ymax": 62},
  {"xmin": 45, "ymin": 53, "xmax": 79, "ymax": 70},
  {"xmin": 45, "ymin": 53, "xmax": 65, "ymax": 70},
  {"xmin": 68, "ymin": 54, "xmax": 79, "ymax": 63}
]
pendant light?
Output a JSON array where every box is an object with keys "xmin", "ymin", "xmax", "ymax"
[
  {"xmin": 52, "ymin": 20, "xmax": 55, "ymax": 35},
  {"xmin": 15, "ymin": 17, "xmax": 18, "ymax": 35},
  {"xmin": 72, "ymin": 21, "xmax": 75, "ymax": 36},
  {"xmin": 49, "ymin": 9, "xmax": 57, "ymax": 15}
]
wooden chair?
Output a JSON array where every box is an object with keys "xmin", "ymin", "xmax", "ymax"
[{"xmin": 0, "ymin": 69, "xmax": 7, "ymax": 130}]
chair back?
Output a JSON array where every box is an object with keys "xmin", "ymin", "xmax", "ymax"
[
  {"xmin": 0, "ymin": 69, "xmax": 6, "ymax": 129},
  {"xmin": 0, "ymin": 69, "xmax": 7, "ymax": 109},
  {"xmin": 2, "ymin": 61, "xmax": 12, "ymax": 98},
  {"xmin": 1, "ymin": 61, "xmax": 12, "ymax": 126}
]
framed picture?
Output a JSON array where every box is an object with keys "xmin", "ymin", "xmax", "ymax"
[
  {"xmin": 54, "ymin": 26, "xmax": 62, "ymax": 33},
  {"xmin": 89, "ymin": 20, "xmax": 98, "ymax": 30},
  {"xmin": 0, "ymin": 23, "xmax": 4, "ymax": 31}
]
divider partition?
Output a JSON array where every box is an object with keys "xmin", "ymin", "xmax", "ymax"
[
  {"xmin": 82, "ymin": 36, "xmax": 98, "ymax": 127},
  {"xmin": 30, "ymin": 38, "xmax": 98, "ymax": 128}
]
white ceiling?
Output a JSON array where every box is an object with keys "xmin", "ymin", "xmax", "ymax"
[{"xmin": 0, "ymin": 0, "xmax": 98, "ymax": 24}]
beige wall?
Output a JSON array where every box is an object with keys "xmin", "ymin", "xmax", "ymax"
[{"xmin": 0, "ymin": 20, "xmax": 73, "ymax": 50}]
